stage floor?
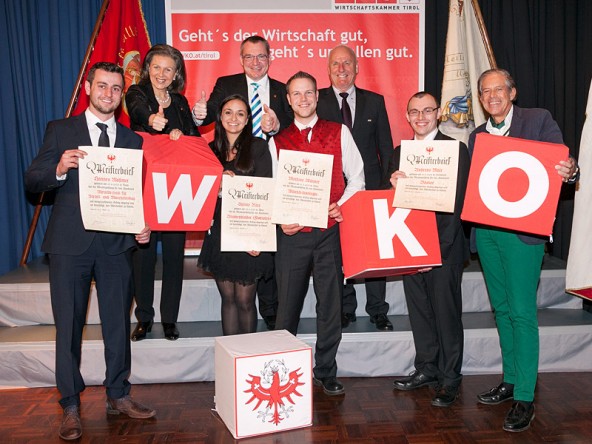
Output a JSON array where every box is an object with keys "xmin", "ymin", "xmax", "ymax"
[{"xmin": 1, "ymin": 254, "xmax": 590, "ymax": 389}]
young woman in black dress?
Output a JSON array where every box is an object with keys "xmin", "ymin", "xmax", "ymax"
[{"xmin": 198, "ymin": 94, "xmax": 273, "ymax": 335}]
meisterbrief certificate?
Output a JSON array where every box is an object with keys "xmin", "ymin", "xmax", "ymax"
[
  {"xmin": 271, "ymin": 149, "xmax": 334, "ymax": 229},
  {"xmin": 78, "ymin": 146, "xmax": 145, "ymax": 233},
  {"xmin": 393, "ymin": 140, "xmax": 459, "ymax": 213},
  {"xmin": 220, "ymin": 175, "xmax": 276, "ymax": 252}
]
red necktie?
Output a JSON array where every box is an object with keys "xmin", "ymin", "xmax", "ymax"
[{"xmin": 301, "ymin": 127, "xmax": 311, "ymax": 143}]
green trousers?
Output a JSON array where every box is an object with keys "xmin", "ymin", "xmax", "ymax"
[{"xmin": 476, "ymin": 228, "xmax": 544, "ymax": 402}]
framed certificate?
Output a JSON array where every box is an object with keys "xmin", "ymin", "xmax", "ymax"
[
  {"xmin": 221, "ymin": 175, "xmax": 276, "ymax": 252},
  {"xmin": 393, "ymin": 140, "xmax": 460, "ymax": 213},
  {"xmin": 78, "ymin": 146, "xmax": 145, "ymax": 233},
  {"xmin": 271, "ymin": 150, "xmax": 333, "ymax": 228}
]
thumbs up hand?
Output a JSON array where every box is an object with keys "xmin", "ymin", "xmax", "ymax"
[
  {"xmin": 261, "ymin": 104, "xmax": 280, "ymax": 133},
  {"xmin": 150, "ymin": 105, "xmax": 168, "ymax": 131},
  {"xmin": 192, "ymin": 90, "xmax": 208, "ymax": 123}
]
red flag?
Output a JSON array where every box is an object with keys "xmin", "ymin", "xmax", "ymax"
[{"xmin": 72, "ymin": 0, "xmax": 151, "ymax": 126}]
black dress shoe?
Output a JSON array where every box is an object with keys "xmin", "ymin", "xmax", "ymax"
[
  {"xmin": 313, "ymin": 376, "xmax": 345, "ymax": 396},
  {"xmin": 341, "ymin": 312, "xmax": 357, "ymax": 328},
  {"xmin": 162, "ymin": 322, "xmax": 179, "ymax": 340},
  {"xmin": 370, "ymin": 313, "xmax": 393, "ymax": 331},
  {"xmin": 393, "ymin": 370, "xmax": 438, "ymax": 391},
  {"xmin": 477, "ymin": 382, "xmax": 514, "ymax": 405},
  {"xmin": 503, "ymin": 401, "xmax": 535, "ymax": 432},
  {"xmin": 263, "ymin": 315, "xmax": 276, "ymax": 330},
  {"xmin": 59, "ymin": 405, "xmax": 82, "ymax": 440},
  {"xmin": 431, "ymin": 385, "xmax": 459, "ymax": 407},
  {"xmin": 131, "ymin": 320, "xmax": 153, "ymax": 341}
]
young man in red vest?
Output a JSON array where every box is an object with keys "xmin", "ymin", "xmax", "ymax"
[{"xmin": 269, "ymin": 71, "xmax": 365, "ymax": 396}]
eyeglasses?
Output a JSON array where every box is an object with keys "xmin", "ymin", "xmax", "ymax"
[
  {"xmin": 241, "ymin": 54, "xmax": 269, "ymax": 62},
  {"xmin": 408, "ymin": 107, "xmax": 438, "ymax": 117}
]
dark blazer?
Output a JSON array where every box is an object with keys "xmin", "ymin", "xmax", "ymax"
[
  {"xmin": 383, "ymin": 131, "xmax": 471, "ymax": 264},
  {"xmin": 317, "ymin": 86, "xmax": 394, "ymax": 190},
  {"xmin": 203, "ymin": 73, "xmax": 293, "ymax": 130},
  {"xmin": 468, "ymin": 105, "xmax": 564, "ymax": 245},
  {"xmin": 25, "ymin": 113, "xmax": 143, "ymax": 256},
  {"xmin": 125, "ymin": 83, "xmax": 199, "ymax": 136}
]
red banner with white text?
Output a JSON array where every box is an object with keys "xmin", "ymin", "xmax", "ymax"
[{"xmin": 165, "ymin": 0, "xmax": 425, "ymax": 145}]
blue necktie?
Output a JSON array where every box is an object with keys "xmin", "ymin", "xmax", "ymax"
[{"xmin": 250, "ymin": 83, "xmax": 263, "ymax": 138}]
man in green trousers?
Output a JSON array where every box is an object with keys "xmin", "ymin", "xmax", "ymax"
[{"xmin": 468, "ymin": 68, "xmax": 579, "ymax": 433}]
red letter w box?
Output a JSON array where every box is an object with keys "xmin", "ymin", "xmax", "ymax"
[
  {"xmin": 339, "ymin": 190, "xmax": 441, "ymax": 280},
  {"xmin": 140, "ymin": 133, "xmax": 222, "ymax": 231}
]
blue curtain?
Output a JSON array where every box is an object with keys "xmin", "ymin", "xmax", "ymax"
[{"xmin": 0, "ymin": 0, "xmax": 165, "ymax": 276}]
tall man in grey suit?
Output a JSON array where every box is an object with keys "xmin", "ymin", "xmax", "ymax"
[
  {"xmin": 316, "ymin": 45, "xmax": 394, "ymax": 331},
  {"xmin": 25, "ymin": 62, "xmax": 155, "ymax": 441},
  {"xmin": 192, "ymin": 36, "xmax": 293, "ymax": 330},
  {"xmin": 388, "ymin": 92, "xmax": 470, "ymax": 408}
]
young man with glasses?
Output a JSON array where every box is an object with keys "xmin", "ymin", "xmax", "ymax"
[{"xmin": 385, "ymin": 91, "xmax": 470, "ymax": 408}]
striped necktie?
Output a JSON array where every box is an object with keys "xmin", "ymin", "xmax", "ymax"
[{"xmin": 250, "ymin": 82, "xmax": 264, "ymax": 138}]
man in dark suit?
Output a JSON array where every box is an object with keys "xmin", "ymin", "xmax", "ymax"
[
  {"xmin": 25, "ymin": 62, "xmax": 155, "ymax": 441},
  {"xmin": 469, "ymin": 69, "xmax": 578, "ymax": 432},
  {"xmin": 192, "ymin": 36, "xmax": 293, "ymax": 330},
  {"xmin": 192, "ymin": 35, "xmax": 293, "ymax": 133},
  {"xmin": 316, "ymin": 45, "xmax": 394, "ymax": 331},
  {"xmin": 387, "ymin": 92, "xmax": 470, "ymax": 408}
]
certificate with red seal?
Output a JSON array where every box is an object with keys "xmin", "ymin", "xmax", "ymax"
[{"xmin": 79, "ymin": 146, "xmax": 145, "ymax": 234}]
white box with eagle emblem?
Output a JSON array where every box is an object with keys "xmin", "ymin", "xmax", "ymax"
[{"xmin": 214, "ymin": 330, "xmax": 313, "ymax": 439}]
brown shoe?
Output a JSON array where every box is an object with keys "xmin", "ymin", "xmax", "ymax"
[
  {"xmin": 59, "ymin": 405, "xmax": 82, "ymax": 441},
  {"xmin": 106, "ymin": 395, "xmax": 156, "ymax": 419}
]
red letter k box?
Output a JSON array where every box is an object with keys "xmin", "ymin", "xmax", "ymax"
[
  {"xmin": 340, "ymin": 190, "xmax": 441, "ymax": 280},
  {"xmin": 140, "ymin": 133, "xmax": 222, "ymax": 231}
]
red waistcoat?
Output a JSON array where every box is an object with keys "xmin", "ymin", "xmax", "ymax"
[{"xmin": 274, "ymin": 119, "xmax": 345, "ymax": 229}]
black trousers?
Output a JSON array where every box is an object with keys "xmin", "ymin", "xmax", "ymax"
[
  {"xmin": 133, "ymin": 231, "xmax": 186, "ymax": 323},
  {"xmin": 275, "ymin": 226, "xmax": 343, "ymax": 379},
  {"xmin": 403, "ymin": 262, "xmax": 464, "ymax": 387},
  {"xmin": 342, "ymin": 278, "xmax": 388, "ymax": 316},
  {"xmin": 256, "ymin": 264, "xmax": 278, "ymax": 317},
  {"xmin": 49, "ymin": 235, "xmax": 133, "ymax": 408}
]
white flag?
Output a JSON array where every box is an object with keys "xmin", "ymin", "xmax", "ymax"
[
  {"xmin": 439, "ymin": 0, "xmax": 493, "ymax": 145},
  {"xmin": 566, "ymin": 80, "xmax": 592, "ymax": 301}
]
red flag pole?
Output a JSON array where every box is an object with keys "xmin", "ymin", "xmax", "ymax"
[
  {"xmin": 471, "ymin": 0, "xmax": 497, "ymax": 69},
  {"xmin": 20, "ymin": 0, "xmax": 111, "ymax": 266}
]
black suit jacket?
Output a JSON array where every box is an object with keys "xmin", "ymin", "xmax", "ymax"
[
  {"xmin": 203, "ymin": 73, "xmax": 293, "ymax": 130},
  {"xmin": 317, "ymin": 86, "xmax": 394, "ymax": 190},
  {"xmin": 468, "ymin": 105, "xmax": 564, "ymax": 245},
  {"xmin": 25, "ymin": 113, "xmax": 143, "ymax": 256},
  {"xmin": 383, "ymin": 131, "xmax": 471, "ymax": 264},
  {"xmin": 125, "ymin": 83, "xmax": 199, "ymax": 136}
]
